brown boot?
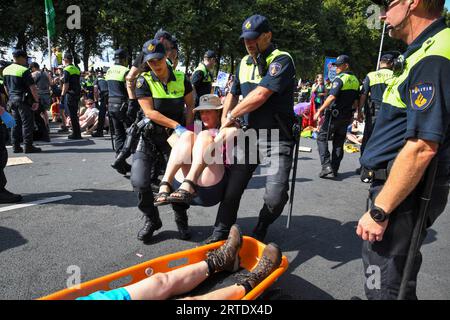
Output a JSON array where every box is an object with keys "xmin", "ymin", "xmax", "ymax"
[
  {"xmin": 205, "ymin": 224, "xmax": 242, "ymax": 274},
  {"xmin": 237, "ymin": 243, "xmax": 282, "ymax": 292}
]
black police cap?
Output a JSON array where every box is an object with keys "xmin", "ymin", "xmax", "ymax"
[
  {"xmin": 204, "ymin": 50, "xmax": 216, "ymax": 59},
  {"xmin": 240, "ymin": 15, "xmax": 271, "ymax": 40},
  {"xmin": 114, "ymin": 48, "xmax": 128, "ymax": 60},
  {"xmin": 12, "ymin": 49, "xmax": 28, "ymax": 58},
  {"xmin": 142, "ymin": 39, "xmax": 166, "ymax": 63},
  {"xmin": 380, "ymin": 53, "xmax": 395, "ymax": 62},
  {"xmin": 332, "ymin": 55, "xmax": 351, "ymax": 66}
]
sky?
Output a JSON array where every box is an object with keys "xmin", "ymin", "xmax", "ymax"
[{"xmin": 447, "ymin": 0, "xmax": 450, "ymax": 10}]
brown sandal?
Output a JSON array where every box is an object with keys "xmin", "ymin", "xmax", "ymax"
[
  {"xmin": 153, "ymin": 181, "xmax": 173, "ymax": 207},
  {"xmin": 167, "ymin": 179, "xmax": 197, "ymax": 205}
]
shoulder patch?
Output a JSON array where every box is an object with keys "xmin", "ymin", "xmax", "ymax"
[
  {"xmin": 268, "ymin": 62, "xmax": 282, "ymax": 77},
  {"xmin": 136, "ymin": 77, "xmax": 145, "ymax": 89},
  {"xmin": 410, "ymin": 83, "xmax": 435, "ymax": 111},
  {"xmin": 332, "ymin": 81, "xmax": 340, "ymax": 88}
]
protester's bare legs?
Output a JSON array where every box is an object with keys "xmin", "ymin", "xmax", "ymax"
[
  {"xmin": 157, "ymin": 131, "xmax": 195, "ymax": 198},
  {"xmin": 181, "ymin": 284, "xmax": 245, "ymax": 300},
  {"xmin": 124, "ymin": 261, "xmax": 209, "ymax": 300}
]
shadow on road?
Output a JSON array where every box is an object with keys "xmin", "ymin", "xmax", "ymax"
[{"xmin": 0, "ymin": 226, "xmax": 28, "ymax": 253}]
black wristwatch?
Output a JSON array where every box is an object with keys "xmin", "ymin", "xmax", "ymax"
[{"xmin": 370, "ymin": 205, "xmax": 389, "ymax": 222}]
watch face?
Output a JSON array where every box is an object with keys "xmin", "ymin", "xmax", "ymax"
[{"xmin": 371, "ymin": 208, "xmax": 386, "ymax": 222}]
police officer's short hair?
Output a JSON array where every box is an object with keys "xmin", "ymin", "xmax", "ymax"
[
  {"xmin": 422, "ymin": 0, "xmax": 445, "ymax": 15},
  {"xmin": 30, "ymin": 62, "xmax": 40, "ymax": 70}
]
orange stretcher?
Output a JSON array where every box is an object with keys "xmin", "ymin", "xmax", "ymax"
[{"xmin": 39, "ymin": 236, "xmax": 288, "ymax": 300}]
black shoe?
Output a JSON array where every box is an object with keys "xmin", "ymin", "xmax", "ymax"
[
  {"xmin": 111, "ymin": 160, "xmax": 130, "ymax": 175},
  {"xmin": 68, "ymin": 134, "xmax": 83, "ymax": 140},
  {"xmin": 24, "ymin": 145, "xmax": 42, "ymax": 153},
  {"xmin": 203, "ymin": 232, "xmax": 228, "ymax": 245},
  {"xmin": 319, "ymin": 165, "xmax": 333, "ymax": 178},
  {"xmin": 40, "ymin": 136, "xmax": 51, "ymax": 142},
  {"xmin": 91, "ymin": 132, "xmax": 104, "ymax": 137},
  {"xmin": 137, "ymin": 215, "xmax": 163, "ymax": 243},
  {"xmin": 13, "ymin": 146, "xmax": 23, "ymax": 153},
  {"xmin": 174, "ymin": 211, "xmax": 191, "ymax": 240},
  {"xmin": 237, "ymin": 243, "xmax": 282, "ymax": 291},
  {"xmin": 252, "ymin": 221, "xmax": 269, "ymax": 242},
  {"xmin": 57, "ymin": 127, "xmax": 69, "ymax": 133},
  {"xmin": 205, "ymin": 225, "xmax": 242, "ymax": 274},
  {"xmin": 0, "ymin": 189, "xmax": 23, "ymax": 204},
  {"xmin": 355, "ymin": 167, "xmax": 362, "ymax": 175}
]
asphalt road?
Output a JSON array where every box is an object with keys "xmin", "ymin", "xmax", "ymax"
[{"xmin": 0, "ymin": 125, "xmax": 449, "ymax": 300}]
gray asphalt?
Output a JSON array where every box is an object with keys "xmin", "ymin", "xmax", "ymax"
[{"xmin": 0, "ymin": 124, "xmax": 449, "ymax": 300}]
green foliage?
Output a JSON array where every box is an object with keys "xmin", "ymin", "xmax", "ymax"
[{"xmin": 0, "ymin": 0, "xmax": 435, "ymax": 77}]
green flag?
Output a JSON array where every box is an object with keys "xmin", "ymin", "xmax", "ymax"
[{"xmin": 45, "ymin": 0, "xmax": 56, "ymax": 39}]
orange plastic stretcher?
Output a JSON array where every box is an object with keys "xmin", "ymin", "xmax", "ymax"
[{"xmin": 39, "ymin": 236, "xmax": 288, "ymax": 300}]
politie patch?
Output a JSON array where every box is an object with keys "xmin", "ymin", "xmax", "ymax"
[
  {"xmin": 268, "ymin": 62, "xmax": 282, "ymax": 77},
  {"xmin": 136, "ymin": 77, "xmax": 144, "ymax": 89},
  {"xmin": 410, "ymin": 83, "xmax": 435, "ymax": 111}
]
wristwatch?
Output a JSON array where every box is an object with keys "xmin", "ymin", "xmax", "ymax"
[
  {"xmin": 370, "ymin": 205, "xmax": 389, "ymax": 222},
  {"xmin": 226, "ymin": 111, "xmax": 236, "ymax": 122}
]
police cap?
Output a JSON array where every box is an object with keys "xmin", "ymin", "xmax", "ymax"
[
  {"xmin": 204, "ymin": 50, "xmax": 216, "ymax": 59},
  {"xmin": 12, "ymin": 49, "xmax": 28, "ymax": 58},
  {"xmin": 332, "ymin": 55, "xmax": 351, "ymax": 66},
  {"xmin": 240, "ymin": 15, "xmax": 271, "ymax": 40},
  {"xmin": 380, "ymin": 53, "xmax": 395, "ymax": 63},
  {"xmin": 114, "ymin": 48, "xmax": 128, "ymax": 60},
  {"xmin": 142, "ymin": 39, "xmax": 166, "ymax": 63}
]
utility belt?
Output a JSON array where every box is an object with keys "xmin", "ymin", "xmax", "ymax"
[
  {"xmin": 108, "ymin": 97, "xmax": 127, "ymax": 105},
  {"xmin": 360, "ymin": 160, "xmax": 394, "ymax": 183}
]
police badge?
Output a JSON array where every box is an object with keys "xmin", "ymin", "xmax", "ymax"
[{"xmin": 410, "ymin": 83, "xmax": 435, "ymax": 111}]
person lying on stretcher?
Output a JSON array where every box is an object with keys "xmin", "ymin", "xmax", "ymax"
[
  {"xmin": 78, "ymin": 225, "xmax": 282, "ymax": 300},
  {"xmin": 153, "ymin": 94, "xmax": 238, "ymax": 208}
]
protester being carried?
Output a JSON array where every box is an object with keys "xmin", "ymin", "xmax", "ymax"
[{"xmin": 155, "ymin": 94, "xmax": 237, "ymax": 208}]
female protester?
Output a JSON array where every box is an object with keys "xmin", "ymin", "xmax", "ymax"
[
  {"xmin": 132, "ymin": 39, "xmax": 194, "ymax": 243},
  {"xmin": 311, "ymin": 74, "xmax": 327, "ymax": 108},
  {"xmin": 154, "ymin": 94, "xmax": 237, "ymax": 208}
]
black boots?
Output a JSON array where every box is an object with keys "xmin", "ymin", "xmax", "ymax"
[
  {"xmin": 252, "ymin": 220, "xmax": 270, "ymax": 242},
  {"xmin": 111, "ymin": 159, "xmax": 131, "ymax": 175},
  {"xmin": 237, "ymin": 243, "xmax": 282, "ymax": 292},
  {"xmin": 319, "ymin": 165, "xmax": 333, "ymax": 178},
  {"xmin": 68, "ymin": 134, "xmax": 82, "ymax": 140},
  {"xmin": 137, "ymin": 213, "xmax": 162, "ymax": 243},
  {"xmin": 174, "ymin": 210, "xmax": 191, "ymax": 240},
  {"xmin": 205, "ymin": 224, "xmax": 242, "ymax": 274},
  {"xmin": 24, "ymin": 145, "xmax": 42, "ymax": 153},
  {"xmin": 0, "ymin": 188, "xmax": 22, "ymax": 204},
  {"xmin": 13, "ymin": 145, "xmax": 23, "ymax": 153}
]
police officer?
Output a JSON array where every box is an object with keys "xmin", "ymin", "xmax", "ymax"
[
  {"xmin": 357, "ymin": 0, "xmax": 449, "ymax": 300},
  {"xmin": 92, "ymin": 70, "xmax": 109, "ymax": 137},
  {"xmin": 208, "ymin": 15, "xmax": 297, "ymax": 243},
  {"xmin": 0, "ymin": 61, "xmax": 21, "ymax": 203},
  {"xmin": 358, "ymin": 53, "xmax": 394, "ymax": 156},
  {"xmin": 132, "ymin": 39, "xmax": 194, "ymax": 243},
  {"xmin": 191, "ymin": 50, "xmax": 216, "ymax": 106},
  {"xmin": 61, "ymin": 53, "xmax": 82, "ymax": 140},
  {"xmin": 30, "ymin": 62, "xmax": 51, "ymax": 142},
  {"xmin": 313, "ymin": 55, "xmax": 360, "ymax": 178},
  {"xmin": 3, "ymin": 49, "xmax": 42, "ymax": 153},
  {"xmin": 106, "ymin": 49, "xmax": 133, "ymax": 174},
  {"xmin": 83, "ymin": 72, "xmax": 95, "ymax": 101}
]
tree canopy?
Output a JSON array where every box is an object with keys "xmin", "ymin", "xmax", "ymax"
[{"xmin": 0, "ymin": 0, "xmax": 449, "ymax": 78}]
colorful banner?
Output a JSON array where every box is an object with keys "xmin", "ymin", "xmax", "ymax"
[{"xmin": 324, "ymin": 57, "xmax": 337, "ymax": 82}]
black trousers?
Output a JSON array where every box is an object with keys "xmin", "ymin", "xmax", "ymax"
[
  {"xmin": 363, "ymin": 177, "xmax": 449, "ymax": 299},
  {"xmin": 8, "ymin": 100, "xmax": 34, "ymax": 147},
  {"xmin": 0, "ymin": 123, "xmax": 8, "ymax": 190},
  {"xmin": 96, "ymin": 95, "xmax": 108, "ymax": 134},
  {"xmin": 317, "ymin": 112, "xmax": 351, "ymax": 172},
  {"xmin": 212, "ymin": 139, "xmax": 294, "ymax": 237},
  {"xmin": 131, "ymin": 135, "xmax": 186, "ymax": 222},
  {"xmin": 360, "ymin": 102, "xmax": 381, "ymax": 156},
  {"xmin": 109, "ymin": 102, "xmax": 127, "ymax": 155},
  {"xmin": 66, "ymin": 94, "xmax": 81, "ymax": 137}
]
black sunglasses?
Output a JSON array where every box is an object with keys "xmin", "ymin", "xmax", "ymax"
[{"xmin": 379, "ymin": 0, "xmax": 398, "ymax": 10}]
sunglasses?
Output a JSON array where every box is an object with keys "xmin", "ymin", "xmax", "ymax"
[{"xmin": 379, "ymin": 0, "xmax": 399, "ymax": 10}]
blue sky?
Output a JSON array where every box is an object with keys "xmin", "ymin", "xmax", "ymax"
[{"xmin": 447, "ymin": 0, "xmax": 450, "ymax": 10}]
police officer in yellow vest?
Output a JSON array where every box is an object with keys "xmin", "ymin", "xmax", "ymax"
[
  {"xmin": 208, "ymin": 15, "xmax": 297, "ymax": 243},
  {"xmin": 61, "ymin": 53, "xmax": 82, "ymax": 140},
  {"xmin": 191, "ymin": 50, "xmax": 216, "ymax": 106},
  {"xmin": 358, "ymin": 53, "xmax": 394, "ymax": 156},
  {"xmin": 132, "ymin": 39, "xmax": 195, "ymax": 243},
  {"xmin": 3, "ymin": 49, "xmax": 42, "ymax": 153},
  {"xmin": 357, "ymin": 0, "xmax": 450, "ymax": 300},
  {"xmin": 106, "ymin": 49, "xmax": 132, "ymax": 174},
  {"xmin": 314, "ymin": 55, "xmax": 360, "ymax": 178}
]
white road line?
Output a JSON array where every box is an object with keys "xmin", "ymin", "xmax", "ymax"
[{"xmin": 0, "ymin": 195, "xmax": 72, "ymax": 213}]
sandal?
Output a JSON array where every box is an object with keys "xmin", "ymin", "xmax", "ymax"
[
  {"xmin": 153, "ymin": 181, "xmax": 173, "ymax": 207},
  {"xmin": 167, "ymin": 179, "xmax": 197, "ymax": 205}
]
